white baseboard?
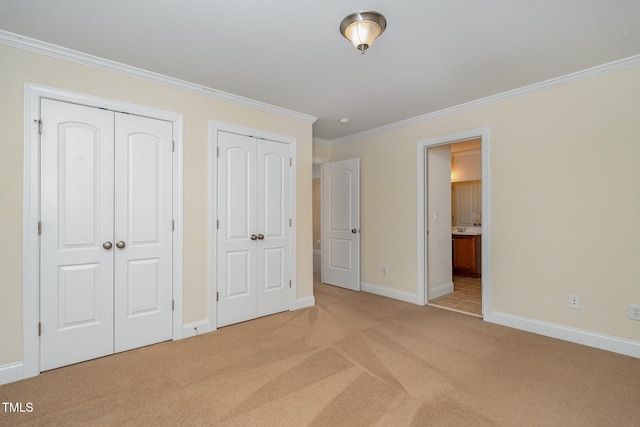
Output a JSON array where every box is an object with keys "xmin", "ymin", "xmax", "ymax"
[
  {"xmin": 295, "ymin": 295, "xmax": 315, "ymax": 310},
  {"xmin": 427, "ymin": 282, "xmax": 454, "ymax": 300},
  {"xmin": 361, "ymin": 282, "xmax": 420, "ymax": 305},
  {"xmin": 0, "ymin": 362, "xmax": 24, "ymax": 386},
  {"xmin": 490, "ymin": 311, "xmax": 640, "ymax": 359},
  {"xmin": 182, "ymin": 320, "xmax": 212, "ymax": 339}
]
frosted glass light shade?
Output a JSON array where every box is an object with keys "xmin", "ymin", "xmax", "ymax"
[
  {"xmin": 344, "ymin": 21, "xmax": 383, "ymax": 51},
  {"xmin": 340, "ymin": 11, "xmax": 387, "ymax": 53}
]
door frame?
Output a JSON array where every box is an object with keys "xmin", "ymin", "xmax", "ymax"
[
  {"xmin": 208, "ymin": 121, "xmax": 297, "ymax": 331},
  {"xmin": 22, "ymin": 83, "xmax": 184, "ymax": 379},
  {"xmin": 416, "ymin": 127, "xmax": 492, "ymax": 320}
]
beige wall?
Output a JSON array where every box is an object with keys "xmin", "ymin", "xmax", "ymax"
[
  {"xmin": 330, "ymin": 66, "xmax": 640, "ymax": 342},
  {"xmin": 0, "ymin": 44, "xmax": 314, "ymax": 366},
  {"xmin": 451, "ymin": 149, "xmax": 482, "ymax": 182}
]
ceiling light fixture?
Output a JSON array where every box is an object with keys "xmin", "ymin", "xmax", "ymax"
[{"xmin": 340, "ymin": 11, "xmax": 387, "ymax": 54}]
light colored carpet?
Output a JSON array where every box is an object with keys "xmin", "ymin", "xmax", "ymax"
[{"xmin": 1, "ymin": 278, "xmax": 639, "ymax": 426}]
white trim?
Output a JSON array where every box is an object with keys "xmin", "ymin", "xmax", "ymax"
[
  {"xmin": 182, "ymin": 320, "xmax": 212, "ymax": 339},
  {"xmin": 22, "ymin": 83, "xmax": 184, "ymax": 381},
  {"xmin": 0, "ymin": 30, "xmax": 317, "ymax": 125},
  {"xmin": 329, "ymin": 54, "xmax": 640, "ymax": 144},
  {"xmin": 361, "ymin": 282, "xmax": 420, "ymax": 305},
  {"xmin": 492, "ymin": 311, "xmax": 640, "ymax": 359},
  {"xmin": 208, "ymin": 121, "xmax": 298, "ymax": 331},
  {"xmin": 312, "ymin": 138, "xmax": 332, "ymax": 146},
  {"xmin": 427, "ymin": 282, "xmax": 454, "ymax": 300},
  {"xmin": 0, "ymin": 362, "xmax": 24, "ymax": 386},
  {"xmin": 417, "ymin": 127, "xmax": 492, "ymax": 320},
  {"xmin": 312, "ymin": 157, "xmax": 328, "ymax": 179},
  {"xmin": 295, "ymin": 296, "xmax": 316, "ymax": 310}
]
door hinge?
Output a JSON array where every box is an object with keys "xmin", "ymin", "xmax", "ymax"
[
  {"xmin": 289, "ymin": 158, "xmax": 292, "ymax": 167},
  {"xmin": 216, "ymin": 292, "xmax": 219, "ymax": 302},
  {"xmin": 217, "ymin": 219, "xmax": 219, "ymax": 230},
  {"xmin": 37, "ymin": 119, "xmax": 42, "ymax": 134},
  {"xmin": 172, "ymin": 220, "xmax": 175, "ymax": 231},
  {"xmin": 172, "ymin": 299, "xmax": 175, "ymax": 311},
  {"xmin": 38, "ymin": 322, "xmax": 41, "ymax": 336},
  {"xmin": 289, "ymin": 279, "xmax": 292, "ymax": 288},
  {"xmin": 37, "ymin": 221, "xmax": 42, "ymax": 235},
  {"xmin": 217, "ymin": 147, "xmax": 220, "ymax": 157},
  {"xmin": 289, "ymin": 219, "xmax": 292, "ymax": 227},
  {"xmin": 172, "ymin": 140, "xmax": 175, "ymax": 152}
]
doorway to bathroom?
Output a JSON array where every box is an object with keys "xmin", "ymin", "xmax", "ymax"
[{"xmin": 416, "ymin": 128, "xmax": 491, "ymax": 319}]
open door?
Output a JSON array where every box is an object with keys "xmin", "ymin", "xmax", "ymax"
[{"xmin": 321, "ymin": 158, "xmax": 360, "ymax": 291}]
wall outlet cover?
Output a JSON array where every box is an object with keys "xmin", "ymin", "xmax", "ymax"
[
  {"xmin": 569, "ymin": 294, "xmax": 580, "ymax": 310},
  {"xmin": 630, "ymin": 304, "xmax": 640, "ymax": 321}
]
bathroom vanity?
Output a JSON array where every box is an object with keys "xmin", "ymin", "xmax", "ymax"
[{"xmin": 452, "ymin": 228, "xmax": 481, "ymax": 278}]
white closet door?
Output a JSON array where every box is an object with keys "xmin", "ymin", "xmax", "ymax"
[
  {"xmin": 217, "ymin": 131, "xmax": 291, "ymax": 327},
  {"xmin": 40, "ymin": 99, "xmax": 115, "ymax": 371},
  {"xmin": 217, "ymin": 132, "xmax": 258, "ymax": 327},
  {"xmin": 113, "ymin": 113, "xmax": 174, "ymax": 352},
  {"xmin": 256, "ymin": 140, "xmax": 291, "ymax": 317},
  {"xmin": 40, "ymin": 100, "xmax": 174, "ymax": 371},
  {"xmin": 321, "ymin": 158, "xmax": 360, "ymax": 291}
]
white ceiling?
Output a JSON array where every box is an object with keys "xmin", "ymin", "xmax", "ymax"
[{"xmin": 1, "ymin": 1, "xmax": 638, "ymax": 141}]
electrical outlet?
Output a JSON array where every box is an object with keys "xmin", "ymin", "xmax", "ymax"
[
  {"xmin": 382, "ymin": 266, "xmax": 388, "ymax": 276},
  {"xmin": 568, "ymin": 294, "xmax": 580, "ymax": 310},
  {"xmin": 630, "ymin": 304, "xmax": 640, "ymax": 321}
]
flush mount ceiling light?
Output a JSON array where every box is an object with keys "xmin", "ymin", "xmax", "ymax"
[{"xmin": 340, "ymin": 10, "xmax": 387, "ymax": 54}]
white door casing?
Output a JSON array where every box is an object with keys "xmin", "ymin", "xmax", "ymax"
[
  {"xmin": 321, "ymin": 158, "xmax": 360, "ymax": 291},
  {"xmin": 40, "ymin": 99, "xmax": 115, "ymax": 371},
  {"xmin": 39, "ymin": 99, "xmax": 174, "ymax": 371},
  {"xmin": 217, "ymin": 131, "xmax": 291, "ymax": 327},
  {"xmin": 23, "ymin": 84, "xmax": 183, "ymax": 380}
]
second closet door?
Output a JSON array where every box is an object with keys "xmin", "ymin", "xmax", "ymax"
[{"xmin": 217, "ymin": 131, "xmax": 291, "ymax": 327}]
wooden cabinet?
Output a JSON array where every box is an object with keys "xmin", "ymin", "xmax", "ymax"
[{"xmin": 452, "ymin": 234, "xmax": 481, "ymax": 278}]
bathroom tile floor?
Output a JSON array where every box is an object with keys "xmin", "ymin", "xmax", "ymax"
[{"xmin": 429, "ymin": 276, "xmax": 482, "ymax": 317}]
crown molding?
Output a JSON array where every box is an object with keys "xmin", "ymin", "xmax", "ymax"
[
  {"xmin": 312, "ymin": 137, "xmax": 332, "ymax": 146},
  {"xmin": 0, "ymin": 30, "xmax": 317, "ymax": 124},
  {"xmin": 330, "ymin": 54, "xmax": 640, "ymax": 144}
]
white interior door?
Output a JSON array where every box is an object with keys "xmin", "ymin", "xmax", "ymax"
[
  {"xmin": 321, "ymin": 158, "xmax": 360, "ymax": 291},
  {"xmin": 217, "ymin": 131, "xmax": 291, "ymax": 327},
  {"xmin": 40, "ymin": 99, "xmax": 173, "ymax": 371},
  {"xmin": 113, "ymin": 113, "xmax": 173, "ymax": 352},
  {"xmin": 217, "ymin": 133, "xmax": 257, "ymax": 327},
  {"xmin": 40, "ymin": 99, "xmax": 115, "ymax": 371},
  {"xmin": 256, "ymin": 139, "xmax": 291, "ymax": 317}
]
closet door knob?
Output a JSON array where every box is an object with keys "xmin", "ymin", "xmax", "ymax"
[
  {"xmin": 116, "ymin": 241, "xmax": 126, "ymax": 249},
  {"xmin": 103, "ymin": 241, "xmax": 113, "ymax": 250},
  {"xmin": 258, "ymin": 234, "xmax": 264, "ymax": 240},
  {"xmin": 250, "ymin": 234, "xmax": 258, "ymax": 241}
]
